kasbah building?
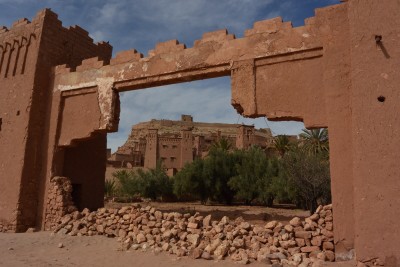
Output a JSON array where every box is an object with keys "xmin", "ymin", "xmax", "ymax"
[
  {"xmin": 0, "ymin": 0, "xmax": 399, "ymax": 265},
  {"xmin": 107, "ymin": 114, "xmax": 275, "ymax": 176}
]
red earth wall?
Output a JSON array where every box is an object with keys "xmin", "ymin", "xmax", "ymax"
[{"xmin": 0, "ymin": 1, "xmax": 399, "ymax": 265}]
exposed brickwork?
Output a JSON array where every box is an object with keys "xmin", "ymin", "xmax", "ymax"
[
  {"xmin": 0, "ymin": 219, "xmax": 17, "ymax": 233},
  {"xmin": 44, "ymin": 176, "xmax": 77, "ymax": 231}
]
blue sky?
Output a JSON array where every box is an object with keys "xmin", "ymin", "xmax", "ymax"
[{"xmin": 0, "ymin": 0, "xmax": 339, "ymax": 151}]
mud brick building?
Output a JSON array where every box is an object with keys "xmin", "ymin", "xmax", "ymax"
[
  {"xmin": 0, "ymin": 1, "xmax": 399, "ymax": 264},
  {"xmin": 107, "ymin": 115, "xmax": 273, "ymax": 173}
]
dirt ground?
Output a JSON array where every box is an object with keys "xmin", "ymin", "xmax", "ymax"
[
  {"xmin": 106, "ymin": 201, "xmax": 310, "ymax": 226},
  {"xmin": 0, "ymin": 203, "xmax": 316, "ymax": 267},
  {"xmin": 0, "ymin": 231, "xmax": 274, "ymax": 267}
]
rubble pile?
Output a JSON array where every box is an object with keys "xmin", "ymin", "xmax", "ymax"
[
  {"xmin": 54, "ymin": 204, "xmax": 335, "ymax": 266},
  {"xmin": 44, "ymin": 176, "xmax": 77, "ymax": 231},
  {"xmin": 0, "ymin": 221, "xmax": 14, "ymax": 233}
]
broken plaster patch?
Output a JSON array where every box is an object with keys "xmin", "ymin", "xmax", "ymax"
[
  {"xmin": 96, "ymin": 77, "xmax": 116, "ymax": 130},
  {"xmin": 57, "ymin": 77, "xmax": 116, "ymax": 130},
  {"xmin": 57, "ymin": 81, "xmax": 97, "ymax": 92}
]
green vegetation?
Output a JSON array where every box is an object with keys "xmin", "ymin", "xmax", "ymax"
[
  {"xmin": 110, "ymin": 128, "xmax": 331, "ymax": 213},
  {"xmin": 104, "ymin": 179, "xmax": 117, "ymax": 198},
  {"xmin": 113, "ymin": 162, "xmax": 173, "ymax": 201}
]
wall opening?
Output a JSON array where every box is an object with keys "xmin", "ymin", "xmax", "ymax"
[
  {"xmin": 71, "ymin": 183, "xmax": 82, "ymax": 211},
  {"xmin": 106, "ymin": 77, "xmax": 308, "ymax": 200},
  {"xmin": 61, "ymin": 132, "xmax": 106, "ymax": 211}
]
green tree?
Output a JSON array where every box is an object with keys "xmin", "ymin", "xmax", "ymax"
[
  {"xmin": 299, "ymin": 128, "xmax": 329, "ymax": 155},
  {"xmin": 137, "ymin": 162, "xmax": 173, "ymax": 200},
  {"xmin": 210, "ymin": 136, "xmax": 232, "ymax": 151},
  {"xmin": 114, "ymin": 162, "xmax": 173, "ymax": 201},
  {"xmin": 113, "ymin": 170, "xmax": 139, "ymax": 197},
  {"xmin": 173, "ymin": 158, "xmax": 211, "ymax": 203},
  {"xmin": 273, "ymin": 135, "xmax": 292, "ymax": 157},
  {"xmin": 257, "ymin": 156, "xmax": 286, "ymax": 206},
  {"xmin": 228, "ymin": 146, "xmax": 267, "ymax": 205},
  {"xmin": 281, "ymin": 146, "xmax": 331, "ymax": 212},
  {"xmin": 205, "ymin": 147, "xmax": 238, "ymax": 204}
]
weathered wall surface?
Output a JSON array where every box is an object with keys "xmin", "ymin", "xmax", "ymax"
[
  {"xmin": 348, "ymin": 0, "xmax": 400, "ymax": 265},
  {"xmin": 0, "ymin": 9, "xmax": 112, "ymax": 232},
  {"xmin": 1, "ymin": 1, "xmax": 399, "ymax": 264},
  {"xmin": 0, "ymin": 17, "xmax": 41, "ymax": 232},
  {"xmin": 314, "ymin": 4, "xmax": 355, "ymax": 260}
]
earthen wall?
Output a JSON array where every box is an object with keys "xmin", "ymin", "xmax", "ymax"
[
  {"xmin": 0, "ymin": 9, "xmax": 112, "ymax": 231},
  {"xmin": 44, "ymin": 176, "xmax": 77, "ymax": 231},
  {"xmin": 1, "ymin": 2, "xmax": 399, "ymax": 264}
]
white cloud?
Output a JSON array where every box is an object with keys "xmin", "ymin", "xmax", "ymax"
[
  {"xmin": 107, "ymin": 78, "xmax": 304, "ymax": 151},
  {"xmin": 90, "ymin": 30, "xmax": 106, "ymax": 42},
  {"xmin": 1, "ymin": 1, "xmax": 324, "ymax": 152}
]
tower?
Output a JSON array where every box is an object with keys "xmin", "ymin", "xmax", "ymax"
[
  {"xmin": 180, "ymin": 128, "xmax": 193, "ymax": 168},
  {"xmin": 236, "ymin": 125, "xmax": 255, "ymax": 150},
  {"xmin": 144, "ymin": 129, "xmax": 158, "ymax": 169}
]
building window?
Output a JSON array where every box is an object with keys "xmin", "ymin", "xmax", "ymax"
[
  {"xmin": 170, "ymin": 157, "xmax": 176, "ymax": 162},
  {"xmin": 172, "ymin": 145, "xmax": 177, "ymax": 149},
  {"xmin": 163, "ymin": 145, "xmax": 168, "ymax": 149}
]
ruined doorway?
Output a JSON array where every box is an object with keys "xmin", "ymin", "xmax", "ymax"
[
  {"xmin": 106, "ymin": 77, "xmax": 305, "ymax": 190},
  {"xmin": 62, "ymin": 132, "xmax": 107, "ymax": 211}
]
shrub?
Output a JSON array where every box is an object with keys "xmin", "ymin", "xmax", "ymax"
[
  {"xmin": 104, "ymin": 179, "xmax": 117, "ymax": 198},
  {"xmin": 173, "ymin": 158, "xmax": 210, "ymax": 203},
  {"xmin": 113, "ymin": 163, "xmax": 173, "ymax": 201},
  {"xmin": 228, "ymin": 146, "xmax": 267, "ymax": 205},
  {"xmin": 281, "ymin": 146, "xmax": 331, "ymax": 212},
  {"xmin": 113, "ymin": 170, "xmax": 139, "ymax": 197}
]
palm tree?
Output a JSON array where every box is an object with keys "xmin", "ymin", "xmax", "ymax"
[
  {"xmin": 211, "ymin": 136, "xmax": 232, "ymax": 151},
  {"xmin": 299, "ymin": 128, "xmax": 329, "ymax": 154},
  {"xmin": 273, "ymin": 135, "xmax": 292, "ymax": 157}
]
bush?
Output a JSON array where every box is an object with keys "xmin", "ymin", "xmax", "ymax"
[
  {"xmin": 203, "ymin": 146, "xmax": 240, "ymax": 204},
  {"xmin": 112, "ymin": 128, "xmax": 331, "ymax": 212},
  {"xmin": 173, "ymin": 158, "xmax": 210, "ymax": 203},
  {"xmin": 113, "ymin": 170, "xmax": 138, "ymax": 197},
  {"xmin": 113, "ymin": 163, "xmax": 173, "ymax": 201},
  {"xmin": 257, "ymin": 156, "xmax": 285, "ymax": 206},
  {"xmin": 228, "ymin": 146, "xmax": 267, "ymax": 205},
  {"xmin": 104, "ymin": 179, "xmax": 117, "ymax": 198},
  {"xmin": 281, "ymin": 146, "xmax": 331, "ymax": 212}
]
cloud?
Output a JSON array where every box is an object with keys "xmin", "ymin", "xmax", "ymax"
[
  {"xmin": 2, "ymin": 0, "xmax": 335, "ymax": 152},
  {"xmin": 107, "ymin": 77, "xmax": 305, "ymax": 151}
]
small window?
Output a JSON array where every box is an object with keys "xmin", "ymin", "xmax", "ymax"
[
  {"xmin": 161, "ymin": 157, "xmax": 166, "ymax": 162},
  {"xmin": 170, "ymin": 157, "xmax": 176, "ymax": 162},
  {"xmin": 172, "ymin": 145, "xmax": 177, "ymax": 149},
  {"xmin": 163, "ymin": 145, "xmax": 168, "ymax": 149}
]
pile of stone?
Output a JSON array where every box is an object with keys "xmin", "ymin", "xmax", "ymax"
[
  {"xmin": 0, "ymin": 220, "xmax": 16, "ymax": 233},
  {"xmin": 45, "ymin": 176, "xmax": 77, "ymax": 231},
  {"xmin": 54, "ymin": 204, "xmax": 335, "ymax": 266}
]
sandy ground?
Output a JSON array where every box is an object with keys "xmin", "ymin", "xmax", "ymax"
[
  {"xmin": 0, "ymin": 231, "xmax": 270, "ymax": 267},
  {"xmin": 0, "ymin": 204, "xmax": 342, "ymax": 267},
  {"xmin": 0, "ymin": 231, "xmax": 356, "ymax": 267}
]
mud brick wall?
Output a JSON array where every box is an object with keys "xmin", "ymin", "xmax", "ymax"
[
  {"xmin": 44, "ymin": 176, "xmax": 77, "ymax": 231},
  {"xmin": 0, "ymin": 8, "xmax": 112, "ymax": 232}
]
